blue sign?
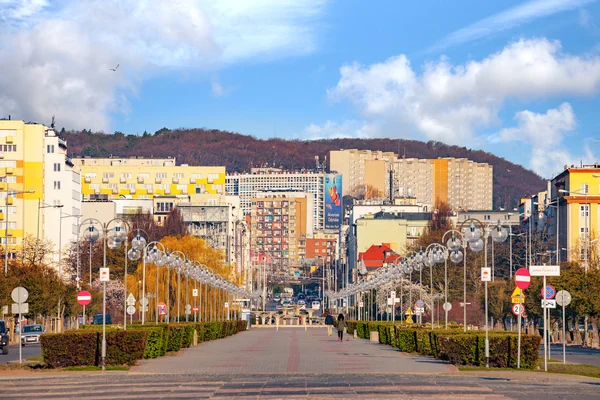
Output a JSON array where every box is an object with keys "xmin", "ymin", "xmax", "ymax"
[
  {"xmin": 324, "ymin": 174, "xmax": 342, "ymax": 229},
  {"xmin": 416, "ymin": 299, "xmax": 425, "ymax": 307}
]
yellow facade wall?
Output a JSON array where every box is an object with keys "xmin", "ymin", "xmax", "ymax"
[
  {"xmin": 432, "ymin": 159, "xmax": 448, "ymax": 205},
  {"xmin": 79, "ymin": 165, "xmax": 227, "ymax": 198},
  {"xmin": 564, "ymin": 170, "xmax": 600, "ymax": 255},
  {"xmin": 364, "ymin": 159, "xmax": 386, "ymax": 199}
]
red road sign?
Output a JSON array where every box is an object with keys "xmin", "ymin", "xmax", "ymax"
[
  {"xmin": 193, "ymin": 306, "xmax": 199, "ymax": 312},
  {"xmin": 512, "ymin": 303, "xmax": 525, "ymax": 316},
  {"xmin": 158, "ymin": 302, "xmax": 167, "ymax": 315},
  {"xmin": 515, "ymin": 268, "xmax": 531, "ymax": 290},
  {"xmin": 77, "ymin": 290, "xmax": 92, "ymax": 306},
  {"xmin": 541, "ymin": 285, "xmax": 556, "ymax": 300}
]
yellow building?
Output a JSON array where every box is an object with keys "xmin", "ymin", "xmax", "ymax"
[
  {"xmin": 355, "ymin": 211, "xmax": 431, "ymax": 255},
  {"xmin": 0, "ymin": 120, "xmax": 44, "ymax": 252},
  {"xmin": 551, "ymin": 165, "xmax": 600, "ymax": 265},
  {"xmin": 72, "ymin": 157, "xmax": 226, "ymax": 200}
]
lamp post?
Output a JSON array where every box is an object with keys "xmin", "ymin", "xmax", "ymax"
[
  {"xmin": 140, "ymin": 241, "xmax": 166, "ymax": 324},
  {"xmin": 442, "ymin": 230, "xmax": 464, "ymax": 330},
  {"xmin": 57, "ymin": 212, "xmax": 82, "ymax": 333},
  {"xmin": 3, "ymin": 188, "xmax": 35, "ymax": 276},
  {"xmin": 425, "ymin": 243, "xmax": 447, "ymax": 329},
  {"xmin": 35, "ymin": 200, "xmax": 63, "ymax": 268},
  {"xmin": 81, "ymin": 217, "xmax": 129, "ymax": 370}
]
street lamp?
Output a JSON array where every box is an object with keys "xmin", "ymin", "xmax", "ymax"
[
  {"xmin": 35, "ymin": 200, "xmax": 63, "ymax": 268},
  {"xmin": 425, "ymin": 243, "xmax": 447, "ymax": 330},
  {"xmin": 2, "ymin": 188, "xmax": 35, "ymax": 276},
  {"xmin": 81, "ymin": 217, "xmax": 130, "ymax": 370}
]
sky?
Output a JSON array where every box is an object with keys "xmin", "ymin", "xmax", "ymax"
[{"xmin": 2, "ymin": 0, "xmax": 600, "ymax": 178}]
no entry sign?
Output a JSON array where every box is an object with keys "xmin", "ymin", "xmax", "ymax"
[
  {"xmin": 77, "ymin": 290, "xmax": 92, "ymax": 306},
  {"xmin": 515, "ymin": 268, "xmax": 531, "ymax": 290}
]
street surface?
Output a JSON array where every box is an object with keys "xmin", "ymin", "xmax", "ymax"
[
  {"xmin": 0, "ymin": 329, "xmax": 599, "ymax": 398},
  {"xmin": 542, "ymin": 344, "xmax": 600, "ymax": 367},
  {"xmin": 0, "ymin": 343, "xmax": 41, "ymax": 364}
]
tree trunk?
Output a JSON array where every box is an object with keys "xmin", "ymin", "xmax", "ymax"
[{"xmin": 590, "ymin": 316, "xmax": 599, "ymax": 348}]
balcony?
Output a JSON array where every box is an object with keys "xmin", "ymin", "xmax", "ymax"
[
  {"xmin": 5, "ymin": 167, "xmax": 13, "ymax": 175},
  {"xmin": 102, "ymin": 177, "xmax": 109, "ymax": 183},
  {"xmin": 112, "ymin": 188, "xmax": 118, "ymax": 194},
  {"xmin": 120, "ymin": 177, "xmax": 127, "ymax": 183},
  {"xmin": 84, "ymin": 177, "xmax": 92, "ymax": 183},
  {"xmin": 137, "ymin": 176, "xmax": 145, "ymax": 184},
  {"xmin": 5, "ymin": 136, "xmax": 13, "ymax": 144},
  {"xmin": 155, "ymin": 178, "xmax": 162, "ymax": 184}
]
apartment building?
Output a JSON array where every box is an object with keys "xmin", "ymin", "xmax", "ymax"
[
  {"xmin": 0, "ymin": 119, "xmax": 80, "ymax": 268},
  {"xmin": 549, "ymin": 164, "xmax": 600, "ymax": 266},
  {"xmin": 330, "ymin": 149, "xmax": 396, "ymax": 198},
  {"xmin": 72, "ymin": 157, "xmax": 226, "ymax": 200},
  {"xmin": 331, "ymin": 149, "xmax": 493, "ymax": 211},
  {"xmin": 226, "ymin": 169, "xmax": 342, "ymax": 230},
  {"xmin": 249, "ymin": 191, "xmax": 313, "ymax": 271}
]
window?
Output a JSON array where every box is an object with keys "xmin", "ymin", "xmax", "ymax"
[
  {"xmin": 156, "ymin": 202, "xmax": 174, "ymax": 213},
  {"xmin": 54, "ymin": 181, "xmax": 61, "ymax": 190},
  {"xmin": 580, "ymin": 205, "xmax": 589, "ymax": 217},
  {"xmin": 47, "ymin": 145, "xmax": 55, "ymax": 153},
  {"xmin": 102, "ymin": 172, "xmax": 115, "ymax": 179},
  {"xmin": 156, "ymin": 172, "xmax": 167, "ymax": 179},
  {"xmin": 0, "ymin": 145, "xmax": 16, "ymax": 152},
  {"xmin": 53, "ymin": 163, "xmax": 61, "ymax": 172},
  {"xmin": 120, "ymin": 173, "xmax": 132, "ymax": 180},
  {"xmin": 580, "ymin": 183, "xmax": 589, "ymax": 194}
]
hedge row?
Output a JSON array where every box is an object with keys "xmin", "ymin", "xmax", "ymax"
[
  {"xmin": 41, "ymin": 320, "xmax": 247, "ymax": 367},
  {"xmin": 347, "ymin": 321, "xmax": 541, "ymax": 369}
]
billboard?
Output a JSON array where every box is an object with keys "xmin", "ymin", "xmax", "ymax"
[{"xmin": 324, "ymin": 174, "xmax": 342, "ymax": 229}]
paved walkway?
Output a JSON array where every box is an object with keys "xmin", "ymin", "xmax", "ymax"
[{"xmin": 134, "ymin": 327, "xmax": 456, "ymax": 375}]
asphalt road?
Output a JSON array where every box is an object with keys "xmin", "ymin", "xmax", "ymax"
[
  {"xmin": 0, "ymin": 343, "xmax": 41, "ymax": 364},
  {"xmin": 541, "ymin": 344, "xmax": 600, "ymax": 366}
]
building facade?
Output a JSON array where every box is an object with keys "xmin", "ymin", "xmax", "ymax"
[
  {"xmin": 249, "ymin": 191, "xmax": 313, "ymax": 273},
  {"xmin": 73, "ymin": 157, "xmax": 226, "ymax": 201},
  {"xmin": 226, "ymin": 169, "xmax": 342, "ymax": 231},
  {"xmin": 550, "ymin": 165, "xmax": 600, "ymax": 266},
  {"xmin": 0, "ymin": 120, "xmax": 80, "ymax": 270},
  {"xmin": 331, "ymin": 149, "xmax": 493, "ymax": 211}
]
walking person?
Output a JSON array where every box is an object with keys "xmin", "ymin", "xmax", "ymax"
[
  {"xmin": 336, "ymin": 313, "xmax": 346, "ymax": 342},
  {"xmin": 324, "ymin": 310, "xmax": 334, "ymax": 336}
]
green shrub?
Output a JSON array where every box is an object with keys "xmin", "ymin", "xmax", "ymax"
[
  {"xmin": 166, "ymin": 325, "xmax": 183, "ymax": 352},
  {"xmin": 346, "ymin": 321, "xmax": 356, "ymax": 334},
  {"xmin": 180, "ymin": 324, "xmax": 195, "ymax": 348},
  {"xmin": 105, "ymin": 330, "xmax": 148, "ymax": 366},
  {"xmin": 41, "ymin": 331, "xmax": 98, "ymax": 368},
  {"xmin": 395, "ymin": 328, "xmax": 417, "ymax": 352}
]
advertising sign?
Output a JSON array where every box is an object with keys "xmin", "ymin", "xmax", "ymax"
[{"xmin": 324, "ymin": 174, "xmax": 342, "ymax": 229}]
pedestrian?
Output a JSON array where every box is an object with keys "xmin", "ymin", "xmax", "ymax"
[
  {"xmin": 336, "ymin": 313, "xmax": 346, "ymax": 342},
  {"xmin": 324, "ymin": 310, "xmax": 334, "ymax": 336}
]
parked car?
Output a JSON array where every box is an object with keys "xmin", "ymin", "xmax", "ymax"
[
  {"xmin": 298, "ymin": 299, "xmax": 306, "ymax": 306},
  {"xmin": 312, "ymin": 301, "xmax": 320, "ymax": 310},
  {"xmin": 21, "ymin": 324, "xmax": 44, "ymax": 346},
  {"xmin": 92, "ymin": 313, "xmax": 112, "ymax": 325},
  {"xmin": 0, "ymin": 321, "xmax": 9, "ymax": 354}
]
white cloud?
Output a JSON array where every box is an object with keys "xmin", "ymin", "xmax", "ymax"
[
  {"xmin": 210, "ymin": 77, "xmax": 232, "ymax": 97},
  {"xmin": 496, "ymin": 103, "xmax": 587, "ymax": 176},
  {"xmin": 0, "ymin": 0, "xmax": 326, "ymax": 130},
  {"xmin": 327, "ymin": 38, "xmax": 600, "ymax": 145},
  {"xmin": 431, "ymin": 0, "xmax": 596, "ymax": 52}
]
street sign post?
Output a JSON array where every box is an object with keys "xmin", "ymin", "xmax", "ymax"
[
  {"xmin": 481, "ymin": 267, "xmax": 491, "ymax": 282},
  {"xmin": 77, "ymin": 290, "xmax": 92, "ymax": 328},
  {"xmin": 442, "ymin": 302, "xmax": 452, "ymax": 312},
  {"xmin": 555, "ymin": 290, "xmax": 572, "ymax": 365},
  {"xmin": 514, "ymin": 268, "xmax": 530, "ymax": 369},
  {"xmin": 126, "ymin": 305, "xmax": 136, "ymax": 315},
  {"xmin": 541, "ymin": 299, "xmax": 556, "ymax": 308},
  {"xmin": 530, "ymin": 265, "xmax": 560, "ymax": 372},
  {"xmin": 192, "ymin": 289, "xmax": 198, "ymax": 297},
  {"xmin": 512, "ymin": 303, "xmax": 525, "ymax": 316},
  {"xmin": 11, "ymin": 286, "xmax": 28, "ymax": 365},
  {"xmin": 99, "ymin": 267, "xmax": 109, "ymax": 282},
  {"xmin": 511, "ymin": 287, "xmax": 526, "ymax": 304},
  {"xmin": 126, "ymin": 294, "xmax": 136, "ymax": 306}
]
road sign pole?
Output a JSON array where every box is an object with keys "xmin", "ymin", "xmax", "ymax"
[
  {"xmin": 102, "ymin": 280, "xmax": 106, "ymax": 371},
  {"xmin": 562, "ymin": 303, "xmax": 566, "ymax": 364},
  {"xmin": 543, "ymin": 275, "xmax": 547, "ymax": 372},
  {"xmin": 517, "ymin": 291, "xmax": 522, "ymax": 369}
]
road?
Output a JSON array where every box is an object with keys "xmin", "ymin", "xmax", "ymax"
[
  {"xmin": 541, "ymin": 344, "xmax": 600, "ymax": 367},
  {"xmin": 0, "ymin": 343, "xmax": 41, "ymax": 364},
  {"xmin": 1, "ymin": 328, "xmax": 600, "ymax": 398}
]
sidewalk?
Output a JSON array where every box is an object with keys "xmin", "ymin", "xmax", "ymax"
[{"xmin": 134, "ymin": 327, "xmax": 456, "ymax": 375}]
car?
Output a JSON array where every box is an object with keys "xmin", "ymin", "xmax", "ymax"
[
  {"xmin": 298, "ymin": 299, "xmax": 306, "ymax": 306},
  {"xmin": 281, "ymin": 299, "xmax": 291, "ymax": 306},
  {"xmin": 311, "ymin": 301, "xmax": 320, "ymax": 310},
  {"xmin": 0, "ymin": 320, "xmax": 8, "ymax": 354},
  {"xmin": 21, "ymin": 324, "xmax": 44, "ymax": 346},
  {"xmin": 92, "ymin": 313, "xmax": 112, "ymax": 325}
]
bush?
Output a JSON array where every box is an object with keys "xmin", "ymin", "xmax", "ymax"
[
  {"xmin": 348, "ymin": 321, "xmax": 541, "ymax": 370},
  {"xmin": 166, "ymin": 325, "xmax": 184, "ymax": 352},
  {"xmin": 41, "ymin": 331, "xmax": 98, "ymax": 368},
  {"xmin": 180, "ymin": 324, "xmax": 195, "ymax": 348},
  {"xmin": 346, "ymin": 321, "xmax": 356, "ymax": 334},
  {"xmin": 106, "ymin": 330, "xmax": 148, "ymax": 366}
]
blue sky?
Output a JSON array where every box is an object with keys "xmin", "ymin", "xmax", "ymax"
[{"xmin": 2, "ymin": 0, "xmax": 600, "ymax": 178}]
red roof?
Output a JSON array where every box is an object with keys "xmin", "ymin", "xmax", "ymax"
[{"xmin": 358, "ymin": 243, "xmax": 401, "ymax": 269}]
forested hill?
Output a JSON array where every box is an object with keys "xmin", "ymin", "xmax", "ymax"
[{"xmin": 62, "ymin": 127, "xmax": 546, "ymax": 210}]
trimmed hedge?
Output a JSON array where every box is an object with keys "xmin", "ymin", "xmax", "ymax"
[
  {"xmin": 41, "ymin": 330, "xmax": 148, "ymax": 367},
  {"xmin": 348, "ymin": 321, "xmax": 541, "ymax": 369},
  {"xmin": 44, "ymin": 320, "xmax": 247, "ymax": 367}
]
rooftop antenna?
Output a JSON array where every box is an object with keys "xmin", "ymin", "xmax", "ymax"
[{"xmin": 51, "ymin": 115, "xmax": 55, "ymax": 129}]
